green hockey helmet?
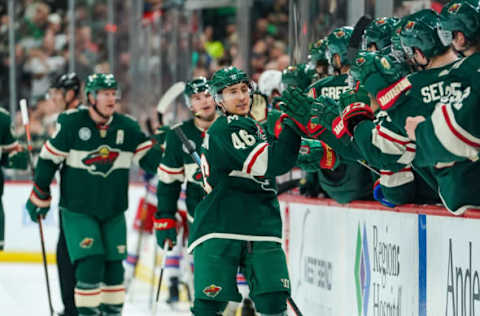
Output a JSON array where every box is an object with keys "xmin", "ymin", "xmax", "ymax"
[
  {"xmin": 85, "ymin": 73, "xmax": 118, "ymax": 101},
  {"xmin": 308, "ymin": 38, "xmax": 329, "ymax": 65},
  {"xmin": 326, "ymin": 26, "xmax": 353, "ymax": 66},
  {"xmin": 184, "ymin": 77, "xmax": 210, "ymax": 108},
  {"xmin": 363, "ymin": 17, "xmax": 400, "ymax": 51},
  {"xmin": 209, "ymin": 66, "xmax": 250, "ymax": 102},
  {"xmin": 281, "ymin": 64, "xmax": 315, "ymax": 91},
  {"xmin": 438, "ymin": 0, "xmax": 480, "ymax": 44},
  {"xmin": 399, "ymin": 9, "xmax": 450, "ymax": 59}
]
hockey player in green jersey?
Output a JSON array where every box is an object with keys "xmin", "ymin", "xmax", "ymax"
[
  {"xmin": 352, "ymin": 10, "xmax": 459, "ymax": 211},
  {"xmin": 0, "ymin": 109, "xmax": 28, "ymax": 251},
  {"xmin": 154, "ymin": 77, "xmax": 218, "ymax": 303},
  {"xmin": 307, "ymin": 27, "xmax": 352, "ymax": 100},
  {"xmin": 301, "ymin": 27, "xmax": 374, "ymax": 203},
  {"xmin": 404, "ymin": 0, "xmax": 480, "ymax": 214},
  {"xmin": 25, "ymin": 73, "xmax": 161, "ymax": 315},
  {"xmin": 183, "ymin": 66, "xmax": 310, "ymax": 316}
]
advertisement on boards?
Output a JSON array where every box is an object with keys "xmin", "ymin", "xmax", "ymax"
[
  {"xmin": 427, "ymin": 216, "xmax": 480, "ymax": 316},
  {"xmin": 283, "ymin": 199, "xmax": 419, "ymax": 316}
]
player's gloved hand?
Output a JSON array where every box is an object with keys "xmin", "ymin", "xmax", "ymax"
[
  {"xmin": 250, "ymin": 92, "xmax": 268, "ymax": 122},
  {"xmin": 153, "ymin": 213, "xmax": 177, "ymax": 250},
  {"xmin": 26, "ymin": 185, "xmax": 51, "ymax": 222},
  {"xmin": 278, "ymin": 87, "xmax": 312, "ymax": 136},
  {"xmin": 309, "ymin": 96, "xmax": 339, "ymax": 136},
  {"xmin": 297, "ymin": 139, "xmax": 340, "ymax": 172},
  {"xmin": 264, "ymin": 109, "xmax": 284, "ymax": 139},
  {"xmin": 8, "ymin": 146, "xmax": 28, "ymax": 170},
  {"xmin": 373, "ymin": 179, "xmax": 396, "ymax": 208},
  {"xmin": 338, "ymin": 87, "xmax": 371, "ymax": 110}
]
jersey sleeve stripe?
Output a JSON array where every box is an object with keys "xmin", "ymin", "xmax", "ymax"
[
  {"xmin": 133, "ymin": 140, "xmax": 153, "ymax": 164},
  {"xmin": 134, "ymin": 140, "xmax": 153, "ymax": 153},
  {"xmin": 2, "ymin": 141, "xmax": 18, "ymax": 151},
  {"xmin": 39, "ymin": 141, "xmax": 68, "ymax": 164},
  {"xmin": 45, "ymin": 141, "xmax": 68, "ymax": 156},
  {"xmin": 243, "ymin": 142, "xmax": 269, "ymax": 175},
  {"xmin": 379, "ymin": 167, "xmax": 414, "ymax": 188},
  {"xmin": 431, "ymin": 104, "xmax": 480, "ymax": 159},
  {"xmin": 375, "ymin": 125, "xmax": 410, "ymax": 145},
  {"xmin": 157, "ymin": 164, "xmax": 185, "ymax": 184},
  {"xmin": 442, "ymin": 104, "xmax": 480, "ymax": 147}
]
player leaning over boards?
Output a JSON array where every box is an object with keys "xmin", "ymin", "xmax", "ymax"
[
  {"xmin": 154, "ymin": 77, "xmax": 218, "ymax": 304},
  {"xmin": 25, "ymin": 73, "xmax": 161, "ymax": 316},
  {"xmin": 404, "ymin": 0, "xmax": 480, "ymax": 214},
  {"xmin": 185, "ymin": 66, "xmax": 309, "ymax": 316}
]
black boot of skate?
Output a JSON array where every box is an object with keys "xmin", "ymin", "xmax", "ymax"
[
  {"xmin": 166, "ymin": 276, "xmax": 180, "ymax": 304},
  {"xmin": 241, "ymin": 298, "xmax": 256, "ymax": 316}
]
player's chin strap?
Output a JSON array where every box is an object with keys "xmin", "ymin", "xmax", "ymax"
[{"xmin": 92, "ymin": 103, "xmax": 111, "ymax": 121}]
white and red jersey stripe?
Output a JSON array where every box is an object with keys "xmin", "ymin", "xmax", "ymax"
[
  {"xmin": 372, "ymin": 125, "xmax": 416, "ymax": 165},
  {"xmin": 157, "ymin": 163, "xmax": 185, "ymax": 184},
  {"xmin": 242, "ymin": 142, "xmax": 269, "ymax": 176},
  {"xmin": 431, "ymin": 103, "xmax": 480, "ymax": 161}
]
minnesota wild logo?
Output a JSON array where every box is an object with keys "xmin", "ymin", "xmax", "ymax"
[
  {"xmin": 376, "ymin": 18, "xmax": 386, "ymax": 25},
  {"xmin": 448, "ymin": 3, "xmax": 461, "ymax": 14},
  {"xmin": 335, "ymin": 30, "xmax": 345, "ymax": 38},
  {"xmin": 82, "ymin": 145, "xmax": 120, "ymax": 177},
  {"xmin": 405, "ymin": 21, "xmax": 415, "ymax": 30},
  {"xmin": 356, "ymin": 56, "xmax": 366, "ymax": 66}
]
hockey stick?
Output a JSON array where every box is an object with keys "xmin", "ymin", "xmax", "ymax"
[
  {"xmin": 155, "ymin": 241, "xmax": 170, "ymax": 302},
  {"xmin": 156, "ymin": 81, "xmax": 186, "ymax": 116},
  {"xmin": 20, "ymin": 99, "xmax": 55, "ymax": 316},
  {"xmin": 347, "ymin": 15, "xmax": 373, "ymax": 62},
  {"xmin": 173, "ymin": 126, "xmax": 202, "ymax": 167}
]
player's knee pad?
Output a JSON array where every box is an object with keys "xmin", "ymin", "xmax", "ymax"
[
  {"xmin": 191, "ymin": 298, "xmax": 228, "ymax": 316},
  {"xmin": 253, "ymin": 291, "xmax": 288, "ymax": 315},
  {"xmin": 76, "ymin": 255, "xmax": 104, "ymax": 284}
]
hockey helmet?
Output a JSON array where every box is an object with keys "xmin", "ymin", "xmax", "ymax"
[
  {"xmin": 53, "ymin": 72, "xmax": 81, "ymax": 95},
  {"xmin": 85, "ymin": 73, "xmax": 118, "ymax": 100},
  {"xmin": 184, "ymin": 77, "xmax": 210, "ymax": 108},
  {"xmin": 209, "ymin": 66, "xmax": 250, "ymax": 102},
  {"xmin": 281, "ymin": 64, "xmax": 316, "ymax": 91},
  {"xmin": 363, "ymin": 17, "xmax": 400, "ymax": 51},
  {"xmin": 258, "ymin": 70, "xmax": 284, "ymax": 97},
  {"xmin": 399, "ymin": 9, "xmax": 450, "ymax": 59},
  {"xmin": 308, "ymin": 38, "xmax": 329, "ymax": 65},
  {"xmin": 438, "ymin": 0, "xmax": 480, "ymax": 44},
  {"xmin": 326, "ymin": 26, "xmax": 354, "ymax": 66}
]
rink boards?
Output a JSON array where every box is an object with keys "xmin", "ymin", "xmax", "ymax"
[
  {"xmin": 2, "ymin": 182, "xmax": 480, "ymax": 316},
  {"xmin": 279, "ymin": 194, "xmax": 480, "ymax": 316}
]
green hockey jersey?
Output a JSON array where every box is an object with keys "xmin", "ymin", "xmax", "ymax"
[
  {"xmin": 156, "ymin": 119, "xmax": 206, "ymax": 221},
  {"xmin": 411, "ymin": 55, "xmax": 480, "ymax": 214},
  {"xmin": 188, "ymin": 114, "xmax": 300, "ymax": 253},
  {"xmin": 375, "ymin": 59, "xmax": 480, "ymax": 213},
  {"xmin": 307, "ymin": 74, "xmax": 351, "ymax": 100},
  {"xmin": 0, "ymin": 109, "xmax": 18, "ymax": 196},
  {"xmin": 34, "ymin": 108, "xmax": 159, "ymax": 220}
]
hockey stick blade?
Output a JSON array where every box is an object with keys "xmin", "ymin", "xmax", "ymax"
[
  {"xmin": 346, "ymin": 15, "xmax": 373, "ymax": 61},
  {"xmin": 156, "ymin": 81, "xmax": 186, "ymax": 115}
]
